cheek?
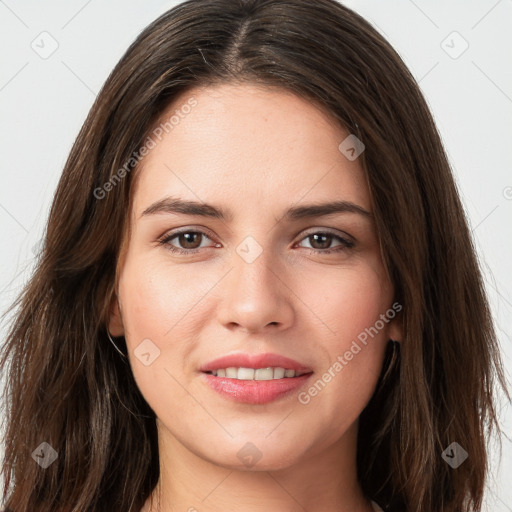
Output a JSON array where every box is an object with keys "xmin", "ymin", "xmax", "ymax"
[
  {"xmin": 119, "ymin": 253, "xmax": 208, "ymax": 342},
  {"xmin": 295, "ymin": 261, "xmax": 392, "ymax": 420},
  {"xmin": 300, "ymin": 259, "xmax": 392, "ymax": 344},
  {"xmin": 116, "ymin": 255, "xmax": 208, "ymax": 399}
]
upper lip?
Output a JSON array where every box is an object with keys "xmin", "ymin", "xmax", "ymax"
[{"xmin": 200, "ymin": 353, "xmax": 313, "ymax": 373}]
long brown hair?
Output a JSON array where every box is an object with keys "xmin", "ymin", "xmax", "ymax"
[{"xmin": 1, "ymin": 1, "xmax": 509, "ymax": 510}]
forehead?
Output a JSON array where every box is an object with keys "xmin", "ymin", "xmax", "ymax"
[{"xmin": 131, "ymin": 83, "xmax": 369, "ymax": 216}]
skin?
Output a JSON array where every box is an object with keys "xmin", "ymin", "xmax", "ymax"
[{"xmin": 109, "ymin": 83, "xmax": 401, "ymax": 512}]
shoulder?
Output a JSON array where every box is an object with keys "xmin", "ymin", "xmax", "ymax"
[{"xmin": 371, "ymin": 501, "xmax": 386, "ymax": 512}]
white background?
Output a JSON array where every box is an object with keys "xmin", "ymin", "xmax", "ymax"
[{"xmin": 0, "ymin": 0, "xmax": 511, "ymax": 510}]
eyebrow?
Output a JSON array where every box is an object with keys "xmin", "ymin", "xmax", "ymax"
[{"xmin": 140, "ymin": 196, "xmax": 371, "ymax": 221}]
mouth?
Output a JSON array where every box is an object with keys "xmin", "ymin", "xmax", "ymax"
[{"xmin": 199, "ymin": 352, "xmax": 313, "ymax": 404}]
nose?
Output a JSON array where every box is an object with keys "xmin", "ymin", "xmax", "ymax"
[{"xmin": 216, "ymin": 241, "xmax": 295, "ymax": 334}]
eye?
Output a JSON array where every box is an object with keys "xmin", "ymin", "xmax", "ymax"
[
  {"xmin": 158, "ymin": 229, "xmax": 218, "ymax": 255},
  {"xmin": 295, "ymin": 230, "xmax": 355, "ymax": 254}
]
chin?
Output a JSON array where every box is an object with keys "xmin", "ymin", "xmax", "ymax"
[{"xmin": 208, "ymin": 443, "xmax": 304, "ymax": 472}]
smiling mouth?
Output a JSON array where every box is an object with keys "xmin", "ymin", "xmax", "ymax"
[{"xmin": 203, "ymin": 367, "xmax": 313, "ymax": 381}]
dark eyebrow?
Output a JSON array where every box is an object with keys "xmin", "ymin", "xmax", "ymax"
[
  {"xmin": 140, "ymin": 196, "xmax": 371, "ymax": 221},
  {"xmin": 284, "ymin": 200, "xmax": 371, "ymax": 220},
  {"xmin": 141, "ymin": 197, "xmax": 234, "ymax": 221}
]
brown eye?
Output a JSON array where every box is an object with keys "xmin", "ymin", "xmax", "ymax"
[
  {"xmin": 297, "ymin": 230, "xmax": 354, "ymax": 254},
  {"xmin": 159, "ymin": 230, "xmax": 217, "ymax": 254}
]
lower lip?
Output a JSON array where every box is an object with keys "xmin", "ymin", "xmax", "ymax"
[{"xmin": 201, "ymin": 372, "xmax": 313, "ymax": 404}]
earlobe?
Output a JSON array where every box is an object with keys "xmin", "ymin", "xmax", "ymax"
[
  {"xmin": 388, "ymin": 318, "xmax": 402, "ymax": 343},
  {"xmin": 108, "ymin": 297, "xmax": 125, "ymax": 337}
]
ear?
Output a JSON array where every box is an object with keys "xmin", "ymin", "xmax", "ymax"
[
  {"xmin": 387, "ymin": 313, "xmax": 402, "ymax": 343},
  {"xmin": 108, "ymin": 296, "xmax": 125, "ymax": 337}
]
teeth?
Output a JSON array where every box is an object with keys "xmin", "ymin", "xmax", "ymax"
[
  {"xmin": 211, "ymin": 367, "xmax": 305, "ymax": 380},
  {"xmin": 273, "ymin": 367, "xmax": 285, "ymax": 379},
  {"xmin": 209, "ymin": 367, "xmax": 307, "ymax": 380},
  {"xmin": 226, "ymin": 367, "xmax": 238, "ymax": 378},
  {"xmin": 254, "ymin": 368, "xmax": 273, "ymax": 380}
]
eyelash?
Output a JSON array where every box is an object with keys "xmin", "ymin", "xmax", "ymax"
[{"xmin": 157, "ymin": 228, "xmax": 355, "ymax": 255}]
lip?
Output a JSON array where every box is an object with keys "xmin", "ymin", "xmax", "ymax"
[
  {"xmin": 201, "ymin": 372, "xmax": 313, "ymax": 404},
  {"xmin": 199, "ymin": 352, "xmax": 313, "ymax": 405},
  {"xmin": 199, "ymin": 352, "xmax": 312, "ymax": 373}
]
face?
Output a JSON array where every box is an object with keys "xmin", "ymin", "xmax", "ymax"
[{"xmin": 109, "ymin": 83, "xmax": 401, "ymax": 470}]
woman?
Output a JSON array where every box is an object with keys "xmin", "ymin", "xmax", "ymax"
[{"xmin": 0, "ymin": 0, "xmax": 509, "ymax": 511}]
